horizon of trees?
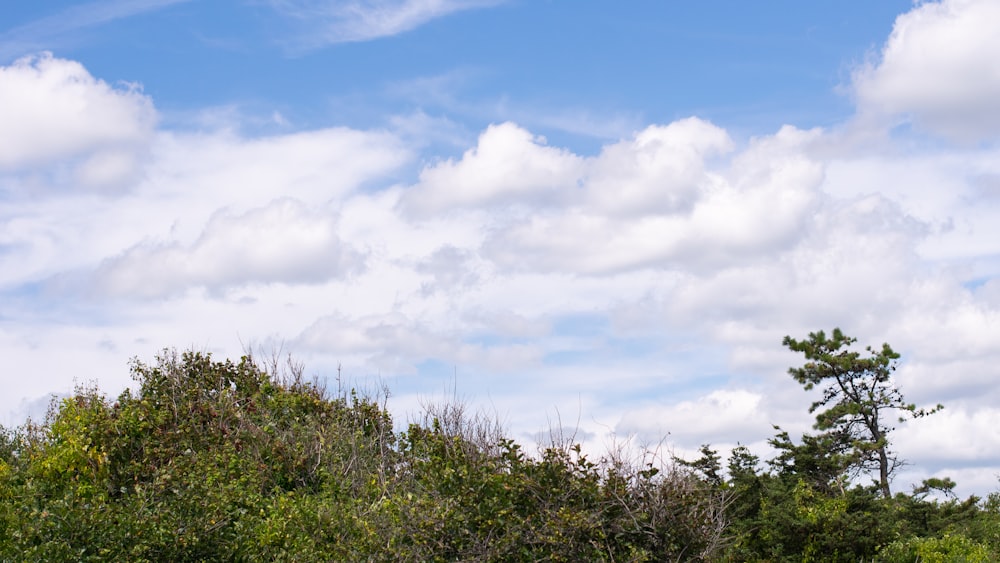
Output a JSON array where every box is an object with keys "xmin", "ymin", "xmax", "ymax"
[{"xmin": 0, "ymin": 329, "xmax": 997, "ymax": 561}]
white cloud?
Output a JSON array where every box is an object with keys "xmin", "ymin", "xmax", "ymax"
[
  {"xmin": 399, "ymin": 122, "xmax": 583, "ymax": 216},
  {"xmin": 0, "ymin": 126, "xmax": 409, "ymax": 295},
  {"xmin": 480, "ymin": 123, "xmax": 822, "ymax": 275},
  {"xmin": 150, "ymin": 127, "xmax": 409, "ymax": 209},
  {"xmin": 416, "ymin": 245, "xmax": 483, "ymax": 295},
  {"xmin": 618, "ymin": 389, "xmax": 771, "ymax": 447},
  {"xmin": 92, "ymin": 199, "xmax": 364, "ymax": 298},
  {"xmin": 852, "ymin": 0, "xmax": 1000, "ymax": 142},
  {"xmin": 584, "ymin": 118, "xmax": 733, "ymax": 217},
  {"xmin": 0, "ymin": 53, "xmax": 155, "ymax": 187},
  {"xmin": 269, "ymin": 0, "xmax": 505, "ymax": 46},
  {"xmin": 897, "ymin": 407, "xmax": 1000, "ymax": 466}
]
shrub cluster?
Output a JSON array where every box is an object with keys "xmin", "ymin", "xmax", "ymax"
[
  {"xmin": 2, "ymin": 345, "xmax": 998, "ymax": 561},
  {"xmin": 0, "ymin": 351, "xmax": 727, "ymax": 561}
]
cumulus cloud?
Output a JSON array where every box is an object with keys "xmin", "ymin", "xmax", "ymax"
[
  {"xmin": 852, "ymin": 0, "xmax": 1000, "ymax": 141},
  {"xmin": 0, "ymin": 125, "xmax": 409, "ymax": 296},
  {"xmin": 92, "ymin": 199, "xmax": 364, "ymax": 298},
  {"xmin": 0, "ymin": 53, "xmax": 155, "ymax": 184},
  {"xmin": 399, "ymin": 122, "xmax": 583, "ymax": 216},
  {"xmin": 584, "ymin": 118, "xmax": 733, "ymax": 217},
  {"xmin": 480, "ymin": 122, "xmax": 822, "ymax": 275},
  {"xmin": 269, "ymin": 0, "xmax": 505, "ymax": 46}
]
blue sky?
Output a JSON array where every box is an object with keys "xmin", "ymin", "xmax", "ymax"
[
  {"xmin": 3, "ymin": 0, "xmax": 1000, "ymax": 497},
  {"xmin": 2, "ymin": 1, "xmax": 911, "ymax": 139}
]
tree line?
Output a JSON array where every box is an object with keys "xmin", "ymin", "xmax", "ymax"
[{"xmin": 0, "ymin": 329, "xmax": 997, "ymax": 561}]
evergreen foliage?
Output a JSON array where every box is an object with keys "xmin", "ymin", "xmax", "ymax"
[{"xmin": 781, "ymin": 328, "xmax": 942, "ymax": 498}]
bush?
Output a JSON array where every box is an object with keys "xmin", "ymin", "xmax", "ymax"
[
  {"xmin": 0, "ymin": 350, "xmax": 730, "ymax": 561},
  {"xmin": 877, "ymin": 532, "xmax": 992, "ymax": 562}
]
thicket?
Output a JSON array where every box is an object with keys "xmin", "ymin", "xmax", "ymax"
[
  {"xmin": 0, "ymin": 350, "xmax": 727, "ymax": 561},
  {"xmin": 0, "ymin": 330, "xmax": 997, "ymax": 561}
]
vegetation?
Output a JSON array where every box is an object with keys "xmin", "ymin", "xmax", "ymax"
[
  {"xmin": 0, "ymin": 329, "xmax": 996, "ymax": 561},
  {"xmin": 0, "ymin": 350, "xmax": 727, "ymax": 561},
  {"xmin": 782, "ymin": 328, "xmax": 942, "ymax": 498}
]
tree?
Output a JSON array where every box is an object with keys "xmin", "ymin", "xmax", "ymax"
[
  {"xmin": 675, "ymin": 444, "xmax": 724, "ymax": 487},
  {"xmin": 782, "ymin": 328, "xmax": 941, "ymax": 498}
]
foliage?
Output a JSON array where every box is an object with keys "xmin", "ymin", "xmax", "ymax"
[
  {"xmin": 877, "ymin": 532, "xmax": 992, "ymax": 562},
  {"xmin": 0, "ymin": 349, "xmax": 729, "ymax": 561},
  {"xmin": 715, "ymin": 329, "xmax": 993, "ymax": 562},
  {"xmin": 1, "ymin": 331, "xmax": 997, "ymax": 561},
  {"xmin": 782, "ymin": 328, "xmax": 942, "ymax": 498}
]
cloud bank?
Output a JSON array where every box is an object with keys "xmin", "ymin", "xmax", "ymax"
[{"xmin": 3, "ymin": 0, "xmax": 1000, "ymax": 497}]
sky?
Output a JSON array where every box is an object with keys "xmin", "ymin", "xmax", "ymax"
[{"xmin": 2, "ymin": 0, "xmax": 1000, "ymax": 497}]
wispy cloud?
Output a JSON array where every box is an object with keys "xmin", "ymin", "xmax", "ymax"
[
  {"xmin": 0, "ymin": 0, "xmax": 193, "ymax": 61},
  {"xmin": 269, "ymin": 0, "xmax": 506, "ymax": 48},
  {"xmin": 385, "ymin": 69, "xmax": 642, "ymax": 140}
]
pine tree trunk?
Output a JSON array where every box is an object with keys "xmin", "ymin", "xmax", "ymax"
[{"xmin": 878, "ymin": 446, "xmax": 891, "ymax": 498}]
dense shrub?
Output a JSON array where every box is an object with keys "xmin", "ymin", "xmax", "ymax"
[
  {"xmin": 2, "ymin": 344, "xmax": 998, "ymax": 561},
  {"xmin": 0, "ymin": 350, "xmax": 728, "ymax": 561}
]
